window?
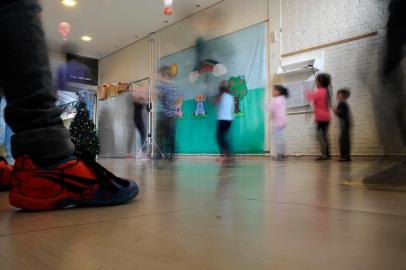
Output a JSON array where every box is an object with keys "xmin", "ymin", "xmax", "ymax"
[{"xmin": 284, "ymin": 79, "xmax": 315, "ymax": 108}]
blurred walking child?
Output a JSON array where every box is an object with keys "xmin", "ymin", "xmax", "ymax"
[
  {"xmin": 216, "ymin": 81, "xmax": 234, "ymax": 162},
  {"xmin": 306, "ymin": 73, "xmax": 332, "ymax": 161},
  {"xmin": 157, "ymin": 65, "xmax": 179, "ymax": 160},
  {"xmin": 270, "ymin": 85, "xmax": 289, "ymax": 160},
  {"xmin": 334, "ymin": 88, "xmax": 352, "ymax": 161}
]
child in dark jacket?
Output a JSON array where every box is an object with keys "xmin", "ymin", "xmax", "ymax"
[{"xmin": 335, "ymin": 88, "xmax": 352, "ymax": 161}]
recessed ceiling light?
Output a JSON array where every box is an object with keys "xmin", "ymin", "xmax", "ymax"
[
  {"xmin": 62, "ymin": 0, "xmax": 77, "ymax": 7},
  {"xmin": 81, "ymin": 35, "xmax": 92, "ymax": 42}
]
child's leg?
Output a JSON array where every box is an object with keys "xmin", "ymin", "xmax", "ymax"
[
  {"xmin": 316, "ymin": 123, "xmax": 324, "ymax": 156},
  {"xmin": 340, "ymin": 126, "xmax": 351, "ymax": 159},
  {"xmin": 167, "ymin": 118, "xmax": 176, "ymax": 156},
  {"xmin": 223, "ymin": 121, "xmax": 232, "ymax": 156},
  {"xmin": 157, "ymin": 117, "xmax": 168, "ymax": 155},
  {"xmin": 317, "ymin": 122, "xmax": 330, "ymax": 158},
  {"xmin": 323, "ymin": 123, "xmax": 331, "ymax": 157},
  {"xmin": 273, "ymin": 126, "xmax": 285, "ymax": 156},
  {"xmin": 217, "ymin": 121, "xmax": 226, "ymax": 154}
]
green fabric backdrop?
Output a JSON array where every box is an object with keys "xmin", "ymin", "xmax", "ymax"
[{"xmin": 160, "ymin": 23, "xmax": 266, "ymax": 154}]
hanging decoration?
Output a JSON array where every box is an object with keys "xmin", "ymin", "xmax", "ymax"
[
  {"xmin": 188, "ymin": 37, "xmax": 228, "ymax": 82},
  {"xmin": 58, "ymin": 22, "xmax": 71, "ymax": 40},
  {"xmin": 164, "ymin": 0, "xmax": 173, "ymax": 15},
  {"xmin": 168, "ymin": 64, "xmax": 178, "ymax": 77},
  {"xmin": 129, "ymin": 79, "xmax": 149, "ymax": 102},
  {"xmin": 189, "ymin": 59, "xmax": 227, "ymax": 82}
]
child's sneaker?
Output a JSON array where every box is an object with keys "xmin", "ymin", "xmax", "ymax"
[
  {"xmin": 0, "ymin": 157, "xmax": 14, "ymax": 191},
  {"xmin": 9, "ymin": 154, "xmax": 139, "ymax": 211}
]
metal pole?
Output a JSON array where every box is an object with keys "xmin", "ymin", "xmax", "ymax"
[
  {"xmin": 137, "ymin": 34, "xmax": 164, "ymax": 159},
  {"xmin": 149, "ymin": 36, "xmax": 154, "ymax": 157}
]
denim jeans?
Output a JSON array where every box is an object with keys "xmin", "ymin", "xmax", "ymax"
[{"xmin": 0, "ymin": 0, "xmax": 74, "ymax": 159}]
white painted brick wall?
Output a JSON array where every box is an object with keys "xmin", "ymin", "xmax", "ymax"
[
  {"xmin": 275, "ymin": 0, "xmax": 406, "ymax": 156},
  {"xmin": 282, "ymin": 0, "xmax": 388, "ymax": 54}
]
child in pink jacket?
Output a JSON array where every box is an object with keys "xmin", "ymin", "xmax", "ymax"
[
  {"xmin": 306, "ymin": 73, "xmax": 332, "ymax": 161},
  {"xmin": 270, "ymin": 85, "xmax": 289, "ymax": 160}
]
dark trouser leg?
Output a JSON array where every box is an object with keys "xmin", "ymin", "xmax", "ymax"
[
  {"xmin": 0, "ymin": 0, "xmax": 74, "ymax": 159},
  {"xmin": 134, "ymin": 118, "xmax": 146, "ymax": 144},
  {"xmin": 217, "ymin": 121, "xmax": 226, "ymax": 154},
  {"xmin": 217, "ymin": 120, "xmax": 231, "ymax": 155},
  {"xmin": 167, "ymin": 117, "xmax": 176, "ymax": 156},
  {"xmin": 157, "ymin": 118, "xmax": 167, "ymax": 154},
  {"xmin": 390, "ymin": 66, "xmax": 406, "ymax": 145},
  {"xmin": 317, "ymin": 122, "xmax": 330, "ymax": 157},
  {"xmin": 322, "ymin": 123, "xmax": 331, "ymax": 157},
  {"xmin": 157, "ymin": 116, "xmax": 175, "ymax": 156},
  {"xmin": 340, "ymin": 126, "xmax": 351, "ymax": 159}
]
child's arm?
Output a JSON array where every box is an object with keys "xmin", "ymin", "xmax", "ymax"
[
  {"xmin": 335, "ymin": 103, "xmax": 345, "ymax": 117},
  {"xmin": 334, "ymin": 106, "xmax": 341, "ymax": 116}
]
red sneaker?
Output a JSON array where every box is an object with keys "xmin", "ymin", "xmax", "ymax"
[
  {"xmin": 0, "ymin": 157, "xmax": 13, "ymax": 191},
  {"xmin": 9, "ymin": 154, "xmax": 139, "ymax": 211}
]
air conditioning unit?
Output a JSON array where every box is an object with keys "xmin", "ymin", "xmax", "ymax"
[{"xmin": 277, "ymin": 57, "xmax": 323, "ymax": 76}]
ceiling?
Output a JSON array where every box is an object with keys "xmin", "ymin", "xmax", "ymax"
[{"xmin": 40, "ymin": 0, "xmax": 223, "ymax": 59}]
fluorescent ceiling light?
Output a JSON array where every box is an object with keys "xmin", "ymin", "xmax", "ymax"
[
  {"xmin": 81, "ymin": 35, "xmax": 92, "ymax": 42},
  {"xmin": 62, "ymin": 0, "xmax": 77, "ymax": 7}
]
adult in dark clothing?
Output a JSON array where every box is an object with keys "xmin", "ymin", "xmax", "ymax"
[
  {"xmin": 335, "ymin": 89, "xmax": 352, "ymax": 161},
  {"xmin": 383, "ymin": 0, "xmax": 406, "ymax": 143},
  {"xmin": 133, "ymin": 101, "xmax": 146, "ymax": 144},
  {"xmin": 364, "ymin": 0, "xmax": 406, "ymax": 185}
]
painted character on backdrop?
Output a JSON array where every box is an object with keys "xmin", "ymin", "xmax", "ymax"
[
  {"xmin": 176, "ymin": 97, "xmax": 184, "ymax": 118},
  {"xmin": 194, "ymin": 95, "xmax": 206, "ymax": 116}
]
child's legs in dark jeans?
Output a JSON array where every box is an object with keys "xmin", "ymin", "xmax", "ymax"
[
  {"xmin": 217, "ymin": 120, "xmax": 232, "ymax": 156},
  {"xmin": 0, "ymin": 0, "xmax": 74, "ymax": 160},
  {"xmin": 157, "ymin": 118, "xmax": 168, "ymax": 154},
  {"xmin": 317, "ymin": 122, "xmax": 330, "ymax": 157},
  {"xmin": 167, "ymin": 118, "xmax": 176, "ymax": 156},
  {"xmin": 340, "ymin": 125, "xmax": 351, "ymax": 159},
  {"xmin": 157, "ymin": 116, "xmax": 176, "ymax": 156}
]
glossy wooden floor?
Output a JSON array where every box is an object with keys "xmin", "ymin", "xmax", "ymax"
[{"xmin": 0, "ymin": 158, "xmax": 405, "ymax": 270}]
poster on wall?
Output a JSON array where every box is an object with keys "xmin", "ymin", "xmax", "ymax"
[{"xmin": 160, "ymin": 23, "xmax": 266, "ymax": 154}]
